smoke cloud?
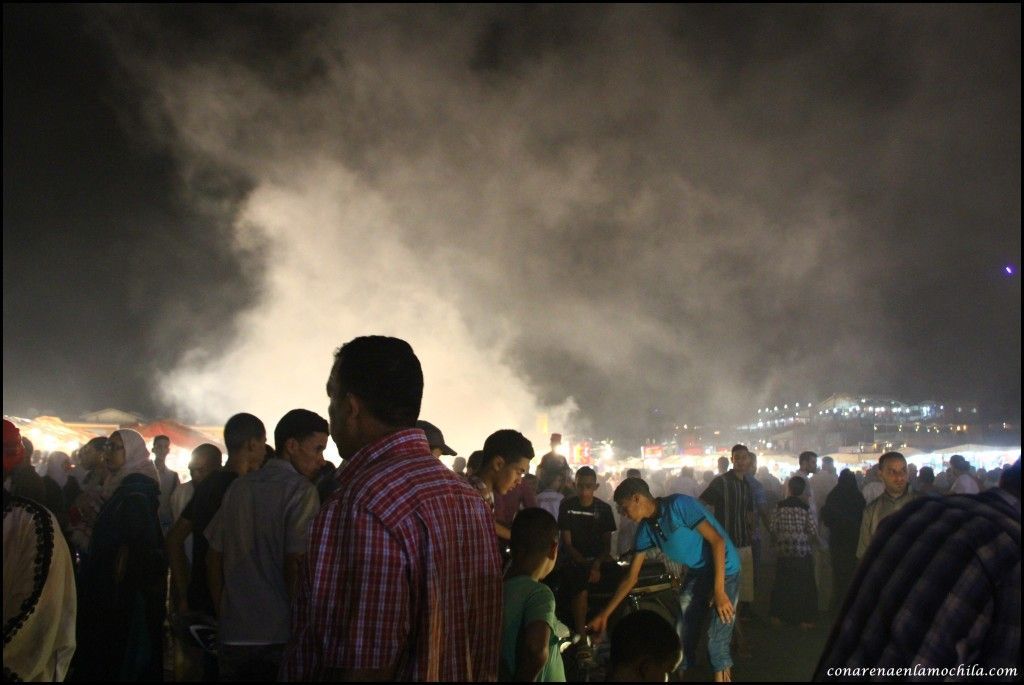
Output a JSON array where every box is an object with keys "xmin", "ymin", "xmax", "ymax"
[{"xmin": 86, "ymin": 5, "xmax": 1018, "ymax": 449}]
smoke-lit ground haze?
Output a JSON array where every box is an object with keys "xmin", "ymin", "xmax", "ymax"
[{"xmin": 3, "ymin": 5, "xmax": 1019, "ymax": 449}]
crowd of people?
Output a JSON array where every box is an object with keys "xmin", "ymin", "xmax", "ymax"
[{"xmin": 3, "ymin": 335, "xmax": 1021, "ymax": 682}]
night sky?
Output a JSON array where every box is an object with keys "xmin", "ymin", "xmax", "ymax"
[{"xmin": 3, "ymin": 5, "xmax": 1020, "ymax": 450}]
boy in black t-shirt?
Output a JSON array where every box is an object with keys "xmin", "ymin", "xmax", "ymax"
[{"xmin": 557, "ymin": 466, "xmax": 623, "ymax": 656}]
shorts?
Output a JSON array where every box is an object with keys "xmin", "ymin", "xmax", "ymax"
[{"xmin": 559, "ymin": 560, "xmax": 626, "ymax": 597}]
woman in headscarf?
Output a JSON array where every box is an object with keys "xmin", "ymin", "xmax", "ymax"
[
  {"xmin": 67, "ymin": 438, "xmax": 110, "ymax": 560},
  {"xmin": 41, "ymin": 451, "xmax": 75, "ymax": 537},
  {"xmin": 72, "ymin": 429, "xmax": 167, "ymax": 682},
  {"xmin": 4, "ymin": 419, "xmax": 78, "ymax": 682},
  {"xmin": 820, "ymin": 468, "xmax": 866, "ymax": 612}
]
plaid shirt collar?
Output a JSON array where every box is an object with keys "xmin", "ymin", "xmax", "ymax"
[{"xmin": 335, "ymin": 428, "xmax": 430, "ymax": 476}]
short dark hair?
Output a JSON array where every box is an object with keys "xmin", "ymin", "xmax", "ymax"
[
  {"xmin": 878, "ymin": 451, "xmax": 906, "ymax": 469},
  {"xmin": 85, "ymin": 436, "xmax": 108, "ymax": 451},
  {"xmin": 192, "ymin": 443, "xmax": 223, "ymax": 467},
  {"xmin": 510, "ymin": 508, "xmax": 559, "ymax": 557},
  {"xmin": 466, "ymin": 450, "xmax": 484, "ymax": 475},
  {"xmin": 224, "ymin": 413, "xmax": 266, "ymax": 453},
  {"xmin": 153, "ymin": 435, "xmax": 170, "ymax": 445},
  {"xmin": 609, "ymin": 610, "xmax": 681, "ymax": 671},
  {"xmin": 731, "ymin": 444, "xmax": 748, "ymax": 455},
  {"xmin": 575, "ymin": 466, "xmax": 597, "ymax": 481},
  {"xmin": 539, "ymin": 468, "xmax": 563, "ymax": 492},
  {"xmin": 788, "ymin": 475, "xmax": 806, "ymax": 497},
  {"xmin": 918, "ymin": 466, "xmax": 935, "ymax": 484},
  {"xmin": 799, "ymin": 451, "xmax": 818, "ymax": 465},
  {"xmin": 626, "ymin": 468, "xmax": 642, "ymax": 479},
  {"xmin": 274, "ymin": 409, "xmax": 329, "ymax": 455},
  {"xmin": 481, "ymin": 429, "xmax": 534, "ymax": 471},
  {"xmin": 614, "ymin": 477, "xmax": 653, "ymax": 503},
  {"xmin": 999, "ymin": 459, "xmax": 1020, "ymax": 500},
  {"xmin": 329, "ymin": 336, "xmax": 423, "ymax": 427}
]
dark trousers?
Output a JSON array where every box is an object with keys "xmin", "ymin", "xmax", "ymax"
[
  {"xmin": 770, "ymin": 555, "xmax": 818, "ymax": 624},
  {"xmin": 218, "ymin": 643, "xmax": 286, "ymax": 682}
]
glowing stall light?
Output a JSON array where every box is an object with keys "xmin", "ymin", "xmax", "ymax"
[
  {"xmin": 169, "ymin": 448, "xmax": 193, "ymax": 482},
  {"xmin": 1005, "ymin": 265, "xmax": 1015, "ymax": 275}
]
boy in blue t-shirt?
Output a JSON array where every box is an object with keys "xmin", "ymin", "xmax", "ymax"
[
  {"xmin": 501, "ymin": 508, "xmax": 567, "ymax": 682},
  {"xmin": 587, "ymin": 478, "xmax": 742, "ymax": 681}
]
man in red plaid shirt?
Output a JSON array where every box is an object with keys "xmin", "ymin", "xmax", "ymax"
[{"xmin": 281, "ymin": 336, "xmax": 502, "ymax": 681}]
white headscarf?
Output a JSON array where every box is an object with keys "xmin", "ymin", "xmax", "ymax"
[
  {"xmin": 45, "ymin": 451, "xmax": 71, "ymax": 488},
  {"xmin": 102, "ymin": 429, "xmax": 160, "ymax": 498}
]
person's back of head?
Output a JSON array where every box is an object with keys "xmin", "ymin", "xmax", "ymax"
[
  {"xmin": 918, "ymin": 466, "xmax": 935, "ymax": 485},
  {"xmin": 538, "ymin": 467, "xmax": 563, "ymax": 493},
  {"xmin": 999, "ymin": 459, "xmax": 1020, "ymax": 500},
  {"xmin": 466, "ymin": 450, "xmax": 484, "ymax": 477},
  {"xmin": 224, "ymin": 412, "xmax": 266, "ymax": 473},
  {"xmin": 509, "ymin": 507, "xmax": 559, "ymax": 576},
  {"xmin": 626, "ymin": 468, "xmax": 642, "ymax": 480},
  {"xmin": 681, "ymin": 466, "xmax": 694, "ymax": 480},
  {"xmin": 607, "ymin": 610, "xmax": 682, "ymax": 682},
  {"xmin": 788, "ymin": 476, "xmax": 806, "ymax": 498},
  {"xmin": 329, "ymin": 335, "xmax": 423, "ymax": 428},
  {"xmin": 799, "ymin": 451, "xmax": 818, "ymax": 471}
]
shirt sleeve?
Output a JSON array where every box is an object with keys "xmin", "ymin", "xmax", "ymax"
[
  {"xmin": 206, "ymin": 505, "xmax": 225, "ymax": 553},
  {"xmin": 314, "ymin": 505, "xmax": 411, "ymax": 672},
  {"xmin": 600, "ymin": 502, "xmax": 617, "ymax": 533},
  {"xmin": 522, "ymin": 583, "xmax": 558, "ymax": 632},
  {"xmin": 557, "ymin": 498, "xmax": 571, "ymax": 530},
  {"xmin": 284, "ymin": 483, "xmax": 320, "ymax": 556}
]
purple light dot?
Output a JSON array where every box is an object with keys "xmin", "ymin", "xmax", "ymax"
[{"xmin": 1006, "ymin": 266, "xmax": 1015, "ymax": 275}]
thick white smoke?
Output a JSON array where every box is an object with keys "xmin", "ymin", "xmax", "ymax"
[{"xmin": 99, "ymin": 5, "xmax": 988, "ymax": 446}]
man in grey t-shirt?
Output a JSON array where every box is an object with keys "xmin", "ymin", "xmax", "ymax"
[{"xmin": 206, "ymin": 409, "xmax": 326, "ymax": 681}]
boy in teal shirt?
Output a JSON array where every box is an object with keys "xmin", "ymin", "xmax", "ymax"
[{"xmin": 501, "ymin": 508, "xmax": 567, "ymax": 682}]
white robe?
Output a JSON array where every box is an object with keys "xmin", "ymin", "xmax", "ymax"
[{"xmin": 3, "ymin": 494, "xmax": 77, "ymax": 681}]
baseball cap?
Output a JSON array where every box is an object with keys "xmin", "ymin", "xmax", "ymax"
[{"xmin": 416, "ymin": 420, "xmax": 457, "ymax": 456}]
